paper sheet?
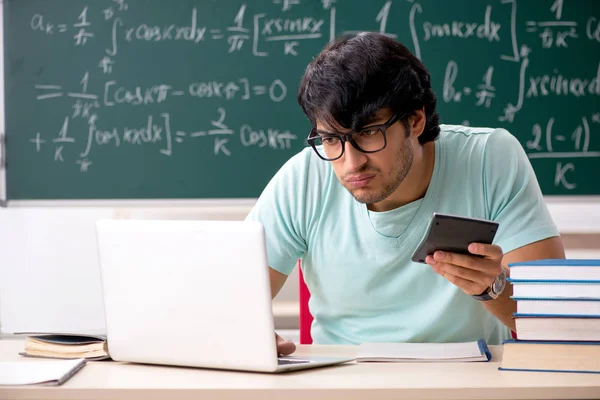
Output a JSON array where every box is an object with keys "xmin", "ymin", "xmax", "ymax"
[{"xmin": 0, "ymin": 358, "xmax": 86, "ymax": 386}]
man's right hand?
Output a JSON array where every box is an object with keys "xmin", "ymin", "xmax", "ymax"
[{"xmin": 276, "ymin": 332, "xmax": 296, "ymax": 355}]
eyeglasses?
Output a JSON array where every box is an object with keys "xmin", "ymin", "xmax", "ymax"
[{"xmin": 306, "ymin": 114, "xmax": 403, "ymax": 161}]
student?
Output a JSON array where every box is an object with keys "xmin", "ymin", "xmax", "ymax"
[{"xmin": 246, "ymin": 32, "xmax": 565, "ymax": 355}]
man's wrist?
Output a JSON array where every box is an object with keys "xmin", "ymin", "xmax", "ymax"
[{"xmin": 471, "ymin": 268, "xmax": 507, "ymax": 301}]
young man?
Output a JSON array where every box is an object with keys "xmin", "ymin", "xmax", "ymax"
[{"xmin": 246, "ymin": 32, "xmax": 565, "ymax": 355}]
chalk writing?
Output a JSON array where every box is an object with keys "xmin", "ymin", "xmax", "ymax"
[
  {"xmin": 12, "ymin": 0, "xmax": 599, "ymax": 196},
  {"xmin": 422, "ymin": 5, "xmax": 501, "ymax": 42},
  {"xmin": 588, "ymin": 17, "xmax": 600, "ymax": 43},
  {"xmin": 526, "ymin": 63, "xmax": 600, "ymax": 98},
  {"xmin": 527, "ymin": 114, "xmax": 599, "ymax": 190}
]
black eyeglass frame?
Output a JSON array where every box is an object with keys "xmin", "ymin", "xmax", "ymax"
[{"xmin": 306, "ymin": 113, "xmax": 404, "ymax": 161}]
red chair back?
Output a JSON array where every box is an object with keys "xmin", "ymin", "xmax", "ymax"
[{"xmin": 298, "ymin": 261, "xmax": 313, "ymax": 344}]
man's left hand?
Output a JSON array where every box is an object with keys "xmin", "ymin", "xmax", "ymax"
[{"xmin": 425, "ymin": 243, "xmax": 504, "ymax": 296}]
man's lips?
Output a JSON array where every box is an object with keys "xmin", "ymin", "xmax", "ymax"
[{"xmin": 346, "ymin": 174, "xmax": 375, "ymax": 188}]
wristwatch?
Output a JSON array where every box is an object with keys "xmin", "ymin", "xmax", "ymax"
[{"xmin": 471, "ymin": 268, "xmax": 507, "ymax": 301}]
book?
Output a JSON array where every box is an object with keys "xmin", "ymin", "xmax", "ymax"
[
  {"xmin": 0, "ymin": 358, "xmax": 86, "ymax": 386},
  {"xmin": 509, "ymin": 280, "xmax": 600, "ymax": 298},
  {"xmin": 15, "ymin": 331, "xmax": 109, "ymax": 361},
  {"xmin": 514, "ymin": 297, "xmax": 600, "ymax": 315},
  {"xmin": 509, "ymin": 259, "xmax": 600, "ymax": 281},
  {"xmin": 356, "ymin": 340, "xmax": 491, "ymax": 363},
  {"xmin": 514, "ymin": 314, "xmax": 600, "ymax": 341},
  {"xmin": 499, "ymin": 339, "xmax": 600, "ymax": 374}
]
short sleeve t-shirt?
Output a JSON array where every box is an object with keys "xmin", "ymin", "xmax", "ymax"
[{"xmin": 246, "ymin": 125, "xmax": 559, "ymax": 345}]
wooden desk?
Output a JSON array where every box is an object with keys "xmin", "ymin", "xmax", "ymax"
[{"xmin": 1, "ymin": 340, "xmax": 599, "ymax": 400}]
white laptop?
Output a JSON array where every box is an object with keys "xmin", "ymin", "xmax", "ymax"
[{"xmin": 95, "ymin": 219, "xmax": 354, "ymax": 373}]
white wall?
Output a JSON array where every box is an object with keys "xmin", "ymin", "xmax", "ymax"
[
  {"xmin": 1, "ymin": 200, "xmax": 600, "ymax": 334},
  {"xmin": 0, "ymin": 202, "xmax": 300, "ymax": 333},
  {"xmin": 0, "ymin": 207, "xmax": 114, "ymax": 332}
]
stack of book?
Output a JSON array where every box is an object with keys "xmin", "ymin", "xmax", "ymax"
[{"xmin": 500, "ymin": 259, "xmax": 600, "ymax": 374}]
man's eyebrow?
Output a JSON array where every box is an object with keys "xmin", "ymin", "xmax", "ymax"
[
  {"xmin": 315, "ymin": 127, "xmax": 348, "ymax": 136},
  {"xmin": 315, "ymin": 117, "xmax": 388, "ymax": 135}
]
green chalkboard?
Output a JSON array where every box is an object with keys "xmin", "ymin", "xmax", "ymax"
[{"xmin": 3, "ymin": 0, "xmax": 600, "ymax": 199}]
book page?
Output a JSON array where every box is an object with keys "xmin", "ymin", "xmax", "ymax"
[
  {"xmin": 0, "ymin": 359, "xmax": 86, "ymax": 386},
  {"xmin": 14, "ymin": 329, "xmax": 107, "ymax": 341},
  {"xmin": 357, "ymin": 341, "xmax": 487, "ymax": 361}
]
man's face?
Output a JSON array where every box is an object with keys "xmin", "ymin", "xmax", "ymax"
[{"xmin": 316, "ymin": 110, "xmax": 414, "ymax": 205}]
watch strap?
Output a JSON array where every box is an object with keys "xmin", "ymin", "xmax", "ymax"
[{"xmin": 471, "ymin": 290, "xmax": 495, "ymax": 301}]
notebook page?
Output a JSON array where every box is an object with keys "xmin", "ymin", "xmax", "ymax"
[
  {"xmin": 0, "ymin": 359, "xmax": 86, "ymax": 386},
  {"xmin": 357, "ymin": 341, "xmax": 486, "ymax": 361}
]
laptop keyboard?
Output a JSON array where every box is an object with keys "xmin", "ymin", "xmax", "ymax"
[{"xmin": 278, "ymin": 358, "xmax": 311, "ymax": 365}]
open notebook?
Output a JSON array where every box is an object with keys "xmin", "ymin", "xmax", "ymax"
[
  {"xmin": 356, "ymin": 340, "xmax": 491, "ymax": 363},
  {"xmin": 0, "ymin": 359, "xmax": 86, "ymax": 386}
]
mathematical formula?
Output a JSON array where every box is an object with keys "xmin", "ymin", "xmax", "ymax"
[{"xmin": 20, "ymin": 0, "xmax": 600, "ymax": 193}]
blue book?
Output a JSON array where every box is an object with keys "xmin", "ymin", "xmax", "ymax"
[
  {"xmin": 513, "ymin": 314, "xmax": 600, "ymax": 341},
  {"xmin": 512, "ymin": 297, "xmax": 600, "ymax": 315},
  {"xmin": 500, "ymin": 339, "xmax": 600, "ymax": 374},
  {"xmin": 508, "ymin": 259, "xmax": 600, "ymax": 281},
  {"xmin": 355, "ymin": 339, "xmax": 491, "ymax": 363},
  {"xmin": 508, "ymin": 279, "xmax": 600, "ymax": 298}
]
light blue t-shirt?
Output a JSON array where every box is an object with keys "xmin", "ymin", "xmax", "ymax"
[{"xmin": 246, "ymin": 125, "xmax": 559, "ymax": 345}]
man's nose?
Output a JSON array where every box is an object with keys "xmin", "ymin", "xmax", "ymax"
[{"xmin": 342, "ymin": 140, "xmax": 367, "ymax": 170}]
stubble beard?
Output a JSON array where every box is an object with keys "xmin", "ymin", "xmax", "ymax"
[{"xmin": 347, "ymin": 144, "xmax": 414, "ymax": 205}]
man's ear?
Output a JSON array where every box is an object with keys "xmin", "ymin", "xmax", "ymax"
[{"xmin": 410, "ymin": 107, "xmax": 426, "ymax": 138}]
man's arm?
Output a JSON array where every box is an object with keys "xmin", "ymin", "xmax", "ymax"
[
  {"xmin": 270, "ymin": 267, "xmax": 288, "ymax": 299},
  {"xmin": 427, "ymin": 236, "xmax": 566, "ymax": 332},
  {"xmin": 270, "ymin": 267, "xmax": 296, "ymax": 355},
  {"xmin": 483, "ymin": 236, "xmax": 565, "ymax": 331}
]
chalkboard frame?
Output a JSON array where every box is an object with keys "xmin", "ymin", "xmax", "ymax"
[{"xmin": 0, "ymin": 3, "xmax": 5, "ymax": 207}]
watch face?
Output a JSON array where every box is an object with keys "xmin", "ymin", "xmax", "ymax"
[{"xmin": 492, "ymin": 270, "xmax": 506, "ymax": 294}]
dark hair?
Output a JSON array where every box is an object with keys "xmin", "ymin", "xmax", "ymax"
[{"xmin": 297, "ymin": 32, "xmax": 440, "ymax": 144}]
